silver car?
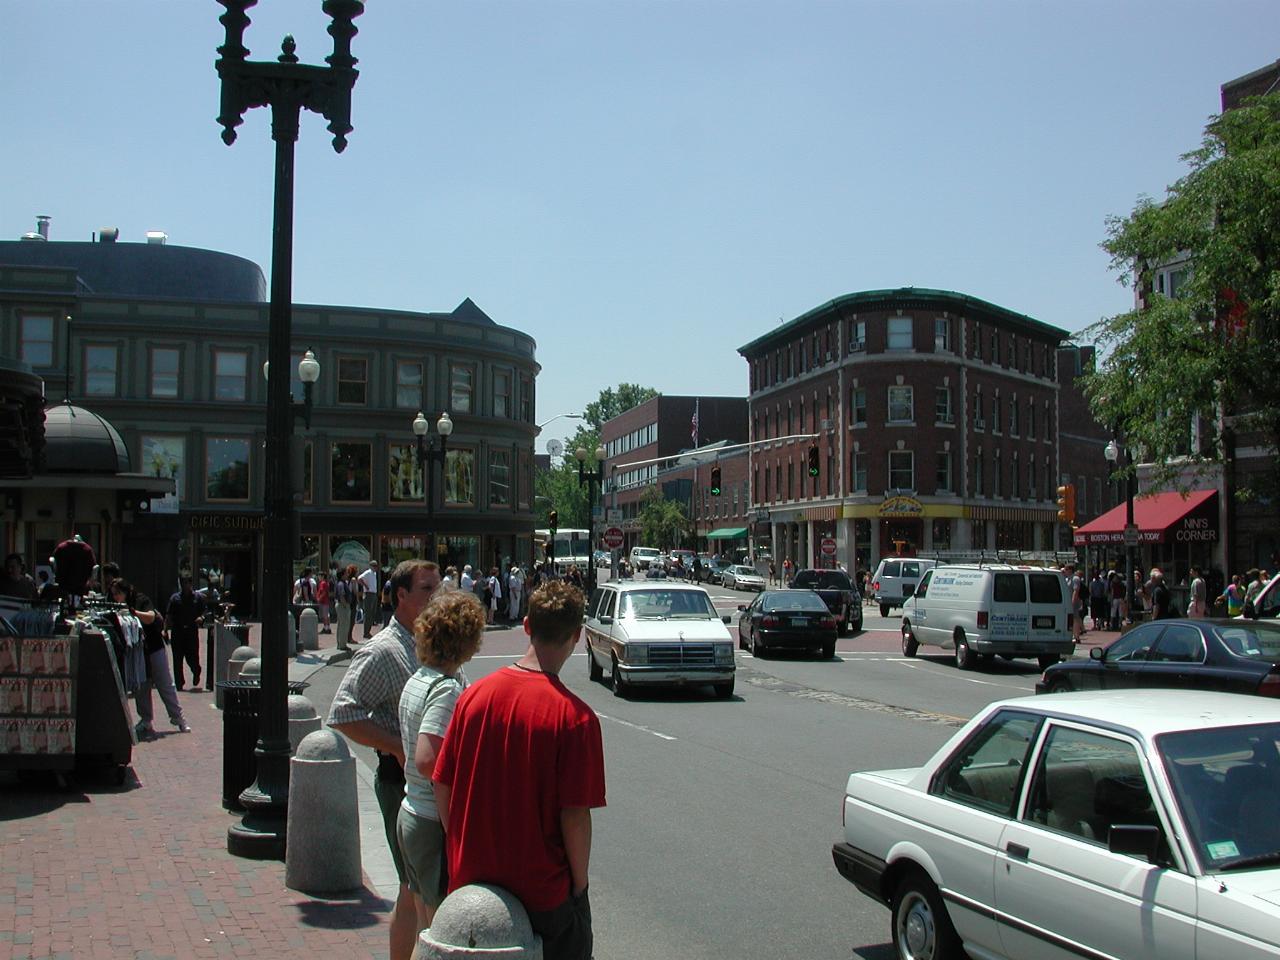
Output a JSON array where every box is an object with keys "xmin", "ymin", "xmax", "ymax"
[{"xmin": 721, "ymin": 565, "xmax": 765, "ymax": 592}]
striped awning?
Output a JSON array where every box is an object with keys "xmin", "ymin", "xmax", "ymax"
[{"xmin": 968, "ymin": 505, "xmax": 1058, "ymax": 522}]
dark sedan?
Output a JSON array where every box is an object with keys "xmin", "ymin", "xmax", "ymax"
[
  {"xmin": 737, "ymin": 590, "xmax": 837, "ymax": 659},
  {"xmin": 1036, "ymin": 617, "xmax": 1280, "ymax": 696}
]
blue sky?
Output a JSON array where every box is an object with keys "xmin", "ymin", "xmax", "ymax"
[{"xmin": 3, "ymin": 2, "xmax": 1276, "ymax": 451}]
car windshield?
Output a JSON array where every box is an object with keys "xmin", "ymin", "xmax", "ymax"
[
  {"xmin": 762, "ymin": 592, "xmax": 828, "ymax": 612},
  {"xmin": 620, "ymin": 590, "xmax": 716, "ymax": 620},
  {"xmin": 1213, "ymin": 622, "xmax": 1280, "ymax": 661},
  {"xmin": 1158, "ymin": 722, "xmax": 1280, "ymax": 872},
  {"xmin": 793, "ymin": 571, "xmax": 852, "ymax": 590},
  {"xmin": 730, "ymin": 566, "xmax": 756, "ymax": 576}
]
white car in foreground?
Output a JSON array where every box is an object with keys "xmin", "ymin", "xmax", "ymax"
[{"xmin": 832, "ymin": 690, "xmax": 1280, "ymax": 960}]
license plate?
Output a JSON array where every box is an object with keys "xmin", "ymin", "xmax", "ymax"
[
  {"xmin": 790, "ymin": 618, "xmax": 807, "ymax": 627},
  {"xmin": 1033, "ymin": 615, "xmax": 1055, "ymax": 629}
]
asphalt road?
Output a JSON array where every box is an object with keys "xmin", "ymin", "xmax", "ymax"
[{"xmin": 303, "ymin": 579, "xmax": 1048, "ymax": 960}]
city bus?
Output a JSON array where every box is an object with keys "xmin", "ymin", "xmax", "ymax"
[{"xmin": 534, "ymin": 528, "xmax": 592, "ymax": 575}]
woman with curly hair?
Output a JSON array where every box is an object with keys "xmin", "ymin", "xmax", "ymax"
[{"xmin": 396, "ymin": 590, "xmax": 485, "ymax": 935}]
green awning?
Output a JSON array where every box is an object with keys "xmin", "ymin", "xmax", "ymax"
[{"xmin": 705, "ymin": 527, "xmax": 748, "ymax": 540}]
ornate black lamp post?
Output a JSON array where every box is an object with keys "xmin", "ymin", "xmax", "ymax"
[
  {"xmin": 412, "ymin": 411, "xmax": 454, "ymax": 562},
  {"xmin": 1104, "ymin": 437, "xmax": 1137, "ymax": 625},
  {"xmin": 215, "ymin": 0, "xmax": 363, "ymax": 860},
  {"xmin": 576, "ymin": 446, "xmax": 605, "ymax": 592}
]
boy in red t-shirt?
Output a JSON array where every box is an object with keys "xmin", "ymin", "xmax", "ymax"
[{"xmin": 433, "ymin": 581, "xmax": 605, "ymax": 960}]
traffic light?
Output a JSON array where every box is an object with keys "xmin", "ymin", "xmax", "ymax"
[
  {"xmin": 548, "ymin": 509, "xmax": 558, "ymax": 530},
  {"xmin": 1056, "ymin": 484, "xmax": 1076, "ymax": 524},
  {"xmin": 709, "ymin": 466, "xmax": 722, "ymax": 496},
  {"xmin": 807, "ymin": 443, "xmax": 820, "ymax": 477}
]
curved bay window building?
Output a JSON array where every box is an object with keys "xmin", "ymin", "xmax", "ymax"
[
  {"xmin": 740, "ymin": 288, "xmax": 1073, "ymax": 574},
  {"xmin": 0, "ymin": 226, "xmax": 539, "ymax": 616}
]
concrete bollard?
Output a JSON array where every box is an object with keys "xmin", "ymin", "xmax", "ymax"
[
  {"xmin": 415, "ymin": 884, "xmax": 543, "ymax": 960},
  {"xmin": 287, "ymin": 694, "xmax": 322, "ymax": 753},
  {"xmin": 285, "ymin": 730, "xmax": 361, "ymax": 894},
  {"xmin": 220, "ymin": 645, "xmax": 259, "ymax": 709},
  {"xmin": 299, "ymin": 607, "xmax": 319, "ymax": 652}
]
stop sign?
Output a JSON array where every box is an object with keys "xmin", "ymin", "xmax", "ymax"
[
  {"xmin": 820, "ymin": 537, "xmax": 837, "ymax": 557},
  {"xmin": 603, "ymin": 527, "xmax": 624, "ymax": 550}
]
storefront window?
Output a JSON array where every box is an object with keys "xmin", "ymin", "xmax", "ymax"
[
  {"xmin": 932, "ymin": 519, "xmax": 952, "ymax": 549},
  {"xmin": 331, "ymin": 442, "xmax": 372, "ymax": 503},
  {"xmin": 388, "ymin": 443, "xmax": 424, "ymax": 503},
  {"xmin": 206, "ymin": 437, "xmax": 251, "ymax": 501},
  {"xmin": 438, "ymin": 535, "xmax": 479, "ymax": 572},
  {"xmin": 489, "ymin": 450, "xmax": 511, "ymax": 506},
  {"xmin": 382, "ymin": 535, "xmax": 425, "ymax": 570},
  {"xmin": 445, "ymin": 449, "xmax": 475, "ymax": 505}
]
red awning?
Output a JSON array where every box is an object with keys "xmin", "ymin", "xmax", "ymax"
[{"xmin": 1073, "ymin": 489, "xmax": 1218, "ymax": 546}]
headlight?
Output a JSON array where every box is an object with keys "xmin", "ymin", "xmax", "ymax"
[
  {"xmin": 626, "ymin": 644, "xmax": 648, "ymax": 665},
  {"xmin": 715, "ymin": 643, "xmax": 734, "ymax": 665}
]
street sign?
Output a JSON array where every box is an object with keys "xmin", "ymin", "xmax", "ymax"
[
  {"xmin": 820, "ymin": 537, "xmax": 837, "ymax": 557},
  {"xmin": 1123, "ymin": 524, "xmax": 1139, "ymax": 547},
  {"xmin": 606, "ymin": 508, "xmax": 623, "ymax": 524},
  {"xmin": 603, "ymin": 527, "xmax": 625, "ymax": 550}
]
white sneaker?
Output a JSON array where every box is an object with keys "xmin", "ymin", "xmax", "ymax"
[{"xmin": 173, "ymin": 718, "xmax": 192, "ymax": 733}]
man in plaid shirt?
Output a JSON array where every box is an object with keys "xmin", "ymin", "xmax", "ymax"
[{"xmin": 329, "ymin": 558, "xmax": 442, "ymax": 960}]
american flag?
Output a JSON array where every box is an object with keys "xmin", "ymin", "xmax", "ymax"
[{"xmin": 691, "ymin": 399, "xmax": 700, "ymax": 447}]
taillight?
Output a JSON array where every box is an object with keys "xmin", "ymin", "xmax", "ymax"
[
  {"xmin": 977, "ymin": 610, "xmax": 988, "ymax": 629},
  {"xmin": 872, "ymin": 581, "xmax": 880, "ymax": 591},
  {"xmin": 821, "ymin": 617, "xmax": 836, "ymax": 629},
  {"xmin": 761, "ymin": 615, "xmax": 780, "ymax": 627},
  {"xmin": 1259, "ymin": 672, "xmax": 1280, "ymax": 697}
]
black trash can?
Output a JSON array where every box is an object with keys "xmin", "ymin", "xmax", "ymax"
[{"xmin": 218, "ymin": 678, "xmax": 309, "ymax": 811}]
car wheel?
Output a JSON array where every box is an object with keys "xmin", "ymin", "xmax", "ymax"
[
  {"xmin": 901, "ymin": 623, "xmax": 919, "ymax": 657},
  {"xmin": 954, "ymin": 631, "xmax": 976, "ymax": 671},
  {"xmin": 821, "ymin": 641, "xmax": 835, "ymax": 660},
  {"xmin": 1038, "ymin": 654, "xmax": 1061, "ymax": 670},
  {"xmin": 891, "ymin": 870, "xmax": 963, "ymax": 960},
  {"xmin": 879, "ymin": 603, "xmax": 891, "ymax": 618},
  {"xmin": 587, "ymin": 645, "xmax": 603, "ymax": 682},
  {"xmin": 838, "ymin": 608, "xmax": 851, "ymax": 637},
  {"xmin": 713, "ymin": 679, "xmax": 734, "ymax": 699},
  {"xmin": 752, "ymin": 631, "xmax": 768, "ymax": 658},
  {"xmin": 610, "ymin": 654, "xmax": 627, "ymax": 697},
  {"xmin": 1046, "ymin": 676, "xmax": 1072, "ymax": 694}
]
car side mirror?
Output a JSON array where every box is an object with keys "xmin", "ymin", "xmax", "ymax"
[
  {"xmin": 1108, "ymin": 824, "xmax": 1165, "ymax": 864},
  {"xmin": 722, "ymin": 615, "xmax": 731, "ymax": 624},
  {"xmin": 598, "ymin": 615, "xmax": 613, "ymax": 626},
  {"xmin": 1089, "ymin": 646, "xmax": 1104, "ymax": 661},
  {"xmin": 1244, "ymin": 601, "xmax": 1257, "ymax": 619},
  {"xmin": 737, "ymin": 604, "xmax": 746, "ymax": 611}
]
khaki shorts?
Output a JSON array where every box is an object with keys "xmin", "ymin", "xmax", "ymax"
[{"xmin": 396, "ymin": 806, "xmax": 446, "ymax": 905}]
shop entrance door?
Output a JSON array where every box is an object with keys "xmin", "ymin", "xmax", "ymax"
[
  {"xmin": 879, "ymin": 519, "xmax": 922, "ymax": 557},
  {"xmin": 196, "ymin": 535, "xmax": 257, "ymax": 620}
]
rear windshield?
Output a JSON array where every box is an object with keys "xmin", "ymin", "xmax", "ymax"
[
  {"xmin": 1029, "ymin": 573, "xmax": 1064, "ymax": 604},
  {"xmin": 902, "ymin": 562, "xmax": 921, "ymax": 578},
  {"xmin": 1214, "ymin": 623, "xmax": 1280, "ymax": 661},
  {"xmin": 763, "ymin": 592, "xmax": 829, "ymax": 612},
  {"xmin": 993, "ymin": 573, "xmax": 1027, "ymax": 603},
  {"xmin": 793, "ymin": 571, "xmax": 853, "ymax": 590},
  {"xmin": 880, "ymin": 562, "xmax": 901, "ymax": 578}
]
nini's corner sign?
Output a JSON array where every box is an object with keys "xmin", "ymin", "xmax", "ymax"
[{"xmin": 878, "ymin": 495, "xmax": 924, "ymax": 517}]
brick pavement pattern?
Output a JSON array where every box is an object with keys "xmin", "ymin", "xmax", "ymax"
[{"xmin": 0, "ymin": 687, "xmax": 389, "ymax": 960}]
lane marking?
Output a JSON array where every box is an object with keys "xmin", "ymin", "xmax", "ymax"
[
  {"xmin": 891, "ymin": 658, "xmax": 1032, "ymax": 690},
  {"xmin": 595, "ymin": 712, "xmax": 678, "ymax": 741}
]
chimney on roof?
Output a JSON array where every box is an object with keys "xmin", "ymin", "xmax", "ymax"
[
  {"xmin": 99, "ymin": 227, "xmax": 119, "ymax": 243},
  {"xmin": 145, "ymin": 231, "xmax": 167, "ymax": 245},
  {"xmin": 36, "ymin": 215, "xmax": 50, "ymax": 240}
]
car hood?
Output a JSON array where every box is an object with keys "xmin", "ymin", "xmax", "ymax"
[
  {"xmin": 621, "ymin": 619, "xmax": 732, "ymax": 642},
  {"xmin": 735, "ymin": 572, "xmax": 765, "ymax": 582},
  {"xmin": 857, "ymin": 767, "xmax": 919, "ymax": 786}
]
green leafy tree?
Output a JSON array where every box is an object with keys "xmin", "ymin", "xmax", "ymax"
[
  {"xmin": 636, "ymin": 485, "xmax": 688, "ymax": 550},
  {"xmin": 1081, "ymin": 92, "xmax": 1280, "ymax": 501},
  {"xmin": 537, "ymin": 383, "xmax": 660, "ymax": 529}
]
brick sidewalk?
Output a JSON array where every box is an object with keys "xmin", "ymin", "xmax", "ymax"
[{"xmin": 0, "ymin": 628, "xmax": 387, "ymax": 960}]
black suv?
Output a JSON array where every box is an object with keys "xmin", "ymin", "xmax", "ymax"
[{"xmin": 789, "ymin": 569, "xmax": 862, "ymax": 636}]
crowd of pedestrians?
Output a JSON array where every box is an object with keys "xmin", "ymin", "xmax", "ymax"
[
  {"xmin": 1064, "ymin": 562, "xmax": 1274, "ymax": 632},
  {"xmin": 327, "ymin": 561, "xmax": 604, "ymax": 960}
]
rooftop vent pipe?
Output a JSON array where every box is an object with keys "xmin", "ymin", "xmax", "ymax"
[
  {"xmin": 145, "ymin": 231, "xmax": 167, "ymax": 245},
  {"xmin": 99, "ymin": 227, "xmax": 119, "ymax": 243}
]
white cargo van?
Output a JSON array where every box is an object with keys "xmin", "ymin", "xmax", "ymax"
[
  {"xmin": 870, "ymin": 557, "xmax": 939, "ymax": 617},
  {"xmin": 899, "ymin": 564, "xmax": 1074, "ymax": 670},
  {"xmin": 629, "ymin": 546, "xmax": 663, "ymax": 571}
]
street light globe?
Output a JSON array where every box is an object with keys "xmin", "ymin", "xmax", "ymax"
[
  {"xmin": 412, "ymin": 411, "xmax": 429, "ymax": 437},
  {"xmin": 1104, "ymin": 439, "xmax": 1119, "ymax": 463},
  {"xmin": 436, "ymin": 412, "xmax": 453, "ymax": 437},
  {"xmin": 595, "ymin": 445, "xmax": 605, "ymax": 462},
  {"xmin": 298, "ymin": 349, "xmax": 320, "ymax": 384},
  {"xmin": 575, "ymin": 447, "xmax": 588, "ymax": 463}
]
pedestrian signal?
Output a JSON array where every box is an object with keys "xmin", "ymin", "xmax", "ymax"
[
  {"xmin": 549, "ymin": 509, "xmax": 559, "ymax": 530},
  {"xmin": 710, "ymin": 466, "xmax": 722, "ymax": 496},
  {"xmin": 807, "ymin": 444, "xmax": 819, "ymax": 477}
]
